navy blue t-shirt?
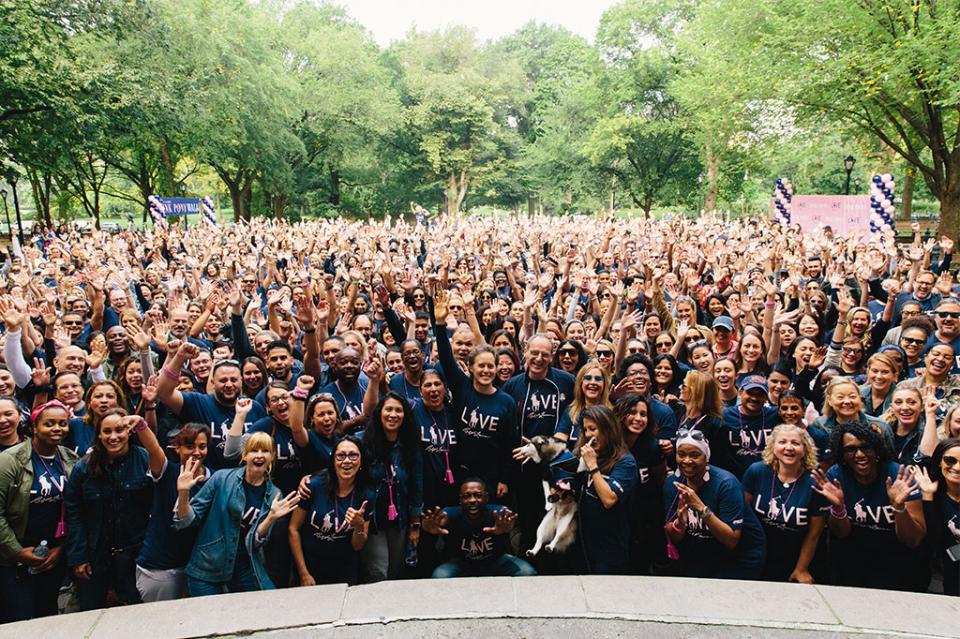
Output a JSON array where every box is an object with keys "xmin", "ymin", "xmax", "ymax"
[
  {"xmin": 411, "ymin": 400, "xmax": 458, "ymax": 508},
  {"xmin": 179, "ymin": 392, "xmax": 266, "ymax": 470},
  {"xmin": 629, "ymin": 435, "xmax": 664, "ymax": 514},
  {"xmin": 23, "ymin": 452, "xmax": 68, "ymax": 546},
  {"xmin": 249, "ymin": 417, "xmax": 315, "ymax": 494},
  {"xmin": 439, "ymin": 505, "xmax": 512, "ymax": 564},
  {"xmin": 663, "ymin": 465, "xmax": 766, "ymax": 578},
  {"xmin": 137, "ymin": 462, "xmax": 205, "ymax": 570},
  {"xmin": 742, "ymin": 462, "xmax": 826, "ymax": 570},
  {"xmin": 826, "ymin": 461, "xmax": 920, "ymax": 551},
  {"xmin": 298, "ymin": 473, "xmax": 373, "ymax": 579},
  {"xmin": 65, "ymin": 418, "xmax": 95, "ymax": 457},
  {"xmin": 580, "ymin": 454, "xmax": 638, "ymax": 574},
  {"xmin": 720, "ymin": 405, "xmax": 780, "ymax": 478},
  {"xmin": 501, "ymin": 369, "xmax": 575, "ymax": 439},
  {"xmin": 236, "ymin": 479, "xmax": 267, "ymax": 568},
  {"xmin": 319, "ymin": 379, "xmax": 369, "ymax": 423}
]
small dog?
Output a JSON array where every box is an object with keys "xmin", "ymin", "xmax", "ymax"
[{"xmin": 515, "ymin": 435, "xmax": 587, "ymax": 556}]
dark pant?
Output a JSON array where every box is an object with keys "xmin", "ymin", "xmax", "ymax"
[
  {"xmin": 432, "ymin": 555, "xmax": 537, "ymax": 578},
  {"xmin": 0, "ymin": 561, "xmax": 67, "ymax": 622},
  {"xmin": 516, "ymin": 464, "xmax": 546, "ymax": 553},
  {"xmin": 76, "ymin": 546, "xmax": 142, "ymax": 611},
  {"xmin": 263, "ymin": 514, "xmax": 292, "ymax": 588},
  {"xmin": 187, "ymin": 561, "xmax": 262, "ymax": 596}
]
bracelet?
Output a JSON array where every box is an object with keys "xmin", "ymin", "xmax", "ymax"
[
  {"xmin": 700, "ymin": 506, "xmax": 712, "ymax": 520},
  {"xmin": 764, "ymin": 302, "xmax": 776, "ymax": 309},
  {"xmin": 143, "ymin": 403, "xmax": 157, "ymax": 411},
  {"xmin": 891, "ymin": 502, "xmax": 907, "ymax": 514},
  {"xmin": 160, "ymin": 366, "xmax": 180, "ymax": 382},
  {"xmin": 302, "ymin": 327, "xmax": 316, "ymax": 334},
  {"xmin": 671, "ymin": 518, "xmax": 685, "ymax": 532},
  {"xmin": 588, "ymin": 467, "xmax": 600, "ymax": 475},
  {"xmin": 130, "ymin": 417, "xmax": 149, "ymax": 434},
  {"xmin": 290, "ymin": 388, "xmax": 309, "ymax": 401},
  {"xmin": 830, "ymin": 505, "xmax": 848, "ymax": 519}
]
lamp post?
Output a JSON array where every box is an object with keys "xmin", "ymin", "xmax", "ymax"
[
  {"xmin": 0, "ymin": 188, "xmax": 9, "ymax": 240},
  {"xmin": 843, "ymin": 155, "xmax": 856, "ymax": 195}
]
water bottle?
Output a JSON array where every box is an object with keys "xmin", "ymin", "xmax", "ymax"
[
  {"xmin": 405, "ymin": 540, "xmax": 418, "ymax": 567},
  {"xmin": 28, "ymin": 540, "xmax": 48, "ymax": 575}
]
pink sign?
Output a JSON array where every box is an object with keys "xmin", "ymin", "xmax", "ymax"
[{"xmin": 770, "ymin": 195, "xmax": 872, "ymax": 239}]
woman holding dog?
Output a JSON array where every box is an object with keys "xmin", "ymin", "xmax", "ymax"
[
  {"xmin": 663, "ymin": 430, "xmax": 766, "ymax": 579},
  {"xmin": 576, "ymin": 405, "xmax": 637, "ymax": 574}
]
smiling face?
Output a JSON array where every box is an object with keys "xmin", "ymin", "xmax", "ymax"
[
  {"xmin": 778, "ymin": 397, "xmax": 804, "ymax": 425},
  {"xmin": 266, "ymin": 386, "xmax": 291, "ymax": 422},
  {"xmin": 459, "ymin": 480, "xmax": 488, "ymax": 518},
  {"xmin": 334, "ymin": 440, "xmax": 362, "ymax": 483},
  {"xmin": 798, "ymin": 315, "xmax": 819, "ymax": 338},
  {"xmin": 310, "ymin": 399, "xmax": 339, "ymax": 438},
  {"xmin": 940, "ymin": 445, "xmax": 960, "ymax": 488},
  {"xmin": 98, "ymin": 414, "xmax": 131, "ymax": 458},
  {"xmin": 773, "ymin": 430, "xmax": 805, "ymax": 468},
  {"xmin": 926, "ymin": 344, "xmax": 955, "ymax": 377},
  {"xmin": 33, "ymin": 406, "xmax": 69, "ymax": 449},
  {"xmin": 866, "ymin": 359, "xmax": 895, "ymax": 391},
  {"xmin": 936, "ymin": 301, "xmax": 960, "ymax": 339},
  {"xmin": 54, "ymin": 373, "xmax": 83, "ymax": 406},
  {"xmin": 211, "ymin": 364, "xmax": 241, "ymax": 404},
  {"xmin": 124, "ymin": 361, "xmax": 143, "ymax": 391},
  {"xmin": 176, "ymin": 432, "xmax": 209, "ymax": 466},
  {"xmin": 525, "ymin": 337, "xmax": 553, "ymax": 377},
  {"xmin": 829, "ymin": 382, "xmax": 861, "ymax": 418},
  {"xmin": 899, "ymin": 328, "xmax": 928, "ymax": 360},
  {"xmin": 841, "ymin": 433, "xmax": 876, "ymax": 478},
  {"xmin": 623, "ymin": 400, "xmax": 648, "ymax": 435},
  {"xmin": 690, "ymin": 346, "xmax": 714, "ymax": 373},
  {"xmin": 793, "ymin": 339, "xmax": 816, "ymax": 367},
  {"xmin": 242, "ymin": 363, "xmax": 265, "ymax": 391},
  {"xmin": 0, "ymin": 399, "xmax": 21, "ymax": 444},
  {"xmin": 380, "ymin": 398, "xmax": 405, "ymax": 437},
  {"xmin": 740, "ymin": 334, "xmax": 763, "ymax": 364},
  {"xmin": 243, "ymin": 442, "xmax": 274, "ymax": 475},
  {"xmin": 334, "ymin": 349, "xmax": 361, "ymax": 384},
  {"xmin": 738, "ymin": 387, "xmax": 767, "ymax": 415},
  {"xmin": 581, "ymin": 417, "xmax": 605, "ymax": 450},
  {"xmin": 580, "ymin": 366, "xmax": 605, "ymax": 402},
  {"xmin": 891, "ymin": 389, "xmax": 922, "ymax": 427},
  {"xmin": 713, "ymin": 359, "xmax": 736, "ymax": 390},
  {"xmin": 420, "ymin": 376, "xmax": 446, "ymax": 410},
  {"xmin": 496, "ymin": 353, "xmax": 516, "ymax": 382},
  {"xmin": 676, "ymin": 443, "xmax": 707, "ymax": 478},
  {"xmin": 470, "ymin": 351, "xmax": 497, "ymax": 387},
  {"xmin": 89, "ymin": 384, "xmax": 119, "ymax": 417}
]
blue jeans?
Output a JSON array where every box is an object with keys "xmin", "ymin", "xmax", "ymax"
[
  {"xmin": 187, "ymin": 560, "xmax": 263, "ymax": 596},
  {"xmin": 432, "ymin": 554, "xmax": 537, "ymax": 578}
]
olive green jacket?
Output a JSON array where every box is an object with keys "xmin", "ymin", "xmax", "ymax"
[{"xmin": 0, "ymin": 440, "xmax": 78, "ymax": 566}]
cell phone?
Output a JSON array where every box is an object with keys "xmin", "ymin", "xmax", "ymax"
[{"xmin": 947, "ymin": 543, "xmax": 960, "ymax": 563}]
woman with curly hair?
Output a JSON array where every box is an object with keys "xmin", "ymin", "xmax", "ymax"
[
  {"xmin": 812, "ymin": 420, "xmax": 927, "ymax": 591},
  {"xmin": 742, "ymin": 424, "xmax": 826, "ymax": 583}
]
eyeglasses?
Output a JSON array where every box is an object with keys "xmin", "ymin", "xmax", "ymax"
[
  {"xmin": 841, "ymin": 347, "xmax": 863, "ymax": 355},
  {"xmin": 596, "ymin": 350, "xmax": 614, "ymax": 358},
  {"xmin": 900, "ymin": 337, "xmax": 925, "ymax": 346},
  {"xmin": 449, "ymin": 305, "xmax": 463, "ymax": 311},
  {"xmin": 916, "ymin": 280, "xmax": 935, "ymax": 287},
  {"xmin": 677, "ymin": 428, "xmax": 705, "ymax": 441},
  {"xmin": 937, "ymin": 311, "xmax": 960, "ymax": 319},
  {"xmin": 268, "ymin": 394, "xmax": 291, "ymax": 404},
  {"xmin": 627, "ymin": 369, "xmax": 650, "ymax": 378},
  {"xmin": 942, "ymin": 455, "xmax": 960, "ymax": 468},
  {"xmin": 901, "ymin": 310, "xmax": 921, "ymax": 318},
  {"xmin": 655, "ymin": 341, "xmax": 673, "ymax": 348},
  {"xmin": 335, "ymin": 451, "xmax": 361, "ymax": 462},
  {"xmin": 841, "ymin": 444, "xmax": 874, "ymax": 456}
]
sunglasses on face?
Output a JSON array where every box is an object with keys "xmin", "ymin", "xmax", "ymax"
[
  {"xmin": 937, "ymin": 312, "xmax": 960, "ymax": 319},
  {"xmin": 901, "ymin": 337, "xmax": 925, "ymax": 346},
  {"xmin": 596, "ymin": 350, "xmax": 614, "ymax": 358},
  {"xmin": 942, "ymin": 455, "xmax": 960, "ymax": 468},
  {"xmin": 335, "ymin": 451, "xmax": 361, "ymax": 462},
  {"xmin": 558, "ymin": 348, "xmax": 577, "ymax": 356},
  {"xmin": 841, "ymin": 444, "xmax": 874, "ymax": 456},
  {"xmin": 583, "ymin": 374, "xmax": 604, "ymax": 382},
  {"xmin": 656, "ymin": 341, "xmax": 672, "ymax": 348}
]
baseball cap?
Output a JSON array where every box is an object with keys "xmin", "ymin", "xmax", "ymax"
[
  {"xmin": 738, "ymin": 374, "xmax": 769, "ymax": 394},
  {"xmin": 711, "ymin": 316, "xmax": 734, "ymax": 331}
]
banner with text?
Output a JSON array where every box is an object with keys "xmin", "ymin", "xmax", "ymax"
[
  {"xmin": 156, "ymin": 197, "xmax": 201, "ymax": 217},
  {"xmin": 769, "ymin": 195, "xmax": 871, "ymax": 239}
]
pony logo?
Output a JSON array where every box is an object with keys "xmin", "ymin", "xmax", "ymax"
[
  {"xmin": 853, "ymin": 499, "xmax": 867, "ymax": 523},
  {"xmin": 767, "ymin": 496, "xmax": 781, "ymax": 520}
]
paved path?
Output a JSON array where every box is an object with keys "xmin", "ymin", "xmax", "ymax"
[{"xmin": 2, "ymin": 576, "xmax": 958, "ymax": 639}]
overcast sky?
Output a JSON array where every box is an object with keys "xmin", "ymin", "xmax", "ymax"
[{"xmin": 332, "ymin": 0, "xmax": 621, "ymax": 45}]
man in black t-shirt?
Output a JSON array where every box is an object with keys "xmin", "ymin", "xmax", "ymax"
[{"xmin": 421, "ymin": 478, "xmax": 536, "ymax": 578}]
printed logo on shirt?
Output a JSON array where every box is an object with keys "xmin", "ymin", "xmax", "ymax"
[
  {"xmin": 683, "ymin": 510, "xmax": 743, "ymax": 540},
  {"xmin": 275, "ymin": 440, "xmax": 300, "ymax": 468},
  {"xmin": 729, "ymin": 427, "xmax": 772, "ymax": 456},
  {"xmin": 526, "ymin": 391, "xmax": 564, "ymax": 419},
  {"xmin": 852, "ymin": 498, "xmax": 896, "ymax": 530},
  {"xmin": 423, "ymin": 423, "xmax": 456, "ymax": 454},
  {"xmin": 637, "ymin": 466, "xmax": 651, "ymax": 484},
  {"xmin": 240, "ymin": 505, "xmax": 261, "ymax": 529},
  {"xmin": 753, "ymin": 493, "xmax": 808, "ymax": 529},
  {"xmin": 460, "ymin": 407, "xmax": 499, "ymax": 439},
  {"xmin": 310, "ymin": 509, "xmax": 351, "ymax": 542},
  {"xmin": 460, "ymin": 534, "xmax": 495, "ymax": 560},
  {"xmin": 31, "ymin": 471, "xmax": 66, "ymax": 504}
]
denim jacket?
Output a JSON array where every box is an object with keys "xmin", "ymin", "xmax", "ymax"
[
  {"xmin": 64, "ymin": 447, "xmax": 154, "ymax": 567},
  {"xmin": 173, "ymin": 467, "xmax": 279, "ymax": 588},
  {"xmin": 366, "ymin": 441, "xmax": 423, "ymax": 532},
  {"xmin": 0, "ymin": 440, "xmax": 78, "ymax": 566}
]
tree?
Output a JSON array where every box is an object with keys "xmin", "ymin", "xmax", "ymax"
[{"xmin": 682, "ymin": 0, "xmax": 960, "ymax": 236}]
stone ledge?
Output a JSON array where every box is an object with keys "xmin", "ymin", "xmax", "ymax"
[{"xmin": 1, "ymin": 576, "xmax": 956, "ymax": 639}]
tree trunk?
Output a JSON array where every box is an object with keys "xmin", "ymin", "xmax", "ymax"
[
  {"xmin": 609, "ymin": 176, "xmax": 616, "ymax": 212},
  {"xmin": 704, "ymin": 145, "xmax": 719, "ymax": 213},
  {"xmin": 158, "ymin": 143, "xmax": 177, "ymax": 197},
  {"xmin": 900, "ymin": 167, "xmax": 914, "ymax": 223},
  {"xmin": 527, "ymin": 194, "xmax": 536, "ymax": 217},
  {"xmin": 330, "ymin": 170, "xmax": 341, "ymax": 208},
  {"xmin": 446, "ymin": 170, "xmax": 469, "ymax": 216},
  {"xmin": 641, "ymin": 193, "xmax": 654, "ymax": 219},
  {"xmin": 940, "ymin": 186, "xmax": 960, "ymax": 240}
]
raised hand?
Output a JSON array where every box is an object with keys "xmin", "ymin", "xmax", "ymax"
[
  {"xmin": 177, "ymin": 457, "xmax": 204, "ymax": 492},
  {"xmin": 922, "ymin": 384, "xmax": 941, "ymax": 416},
  {"xmin": 811, "ymin": 469, "xmax": 845, "ymax": 508},
  {"xmin": 128, "ymin": 325, "xmax": 152, "ymax": 351},
  {"xmin": 269, "ymin": 491, "xmax": 301, "ymax": 520},
  {"xmin": 885, "ymin": 464, "xmax": 919, "ymax": 510},
  {"xmin": 177, "ymin": 341, "xmax": 200, "ymax": 362},
  {"xmin": 345, "ymin": 500, "xmax": 368, "ymax": 530},
  {"xmin": 141, "ymin": 374, "xmax": 159, "ymax": 403},
  {"xmin": 420, "ymin": 507, "xmax": 449, "ymax": 536},
  {"xmin": 235, "ymin": 397, "xmax": 254, "ymax": 418},
  {"xmin": 363, "ymin": 355, "xmax": 384, "ymax": 383},
  {"xmin": 482, "ymin": 508, "xmax": 518, "ymax": 535},
  {"xmin": 432, "ymin": 289, "xmax": 449, "ymax": 324},
  {"xmin": 30, "ymin": 357, "xmax": 51, "ymax": 388},
  {"xmin": 296, "ymin": 375, "xmax": 315, "ymax": 393},
  {"xmin": 86, "ymin": 339, "xmax": 108, "ymax": 369}
]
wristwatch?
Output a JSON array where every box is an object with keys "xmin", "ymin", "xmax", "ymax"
[{"xmin": 699, "ymin": 506, "xmax": 712, "ymax": 520}]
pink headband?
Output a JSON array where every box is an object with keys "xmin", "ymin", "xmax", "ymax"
[{"xmin": 30, "ymin": 400, "xmax": 72, "ymax": 425}]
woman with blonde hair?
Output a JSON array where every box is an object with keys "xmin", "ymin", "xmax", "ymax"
[
  {"xmin": 174, "ymin": 429, "xmax": 299, "ymax": 595},
  {"xmin": 860, "ymin": 352, "xmax": 900, "ymax": 418},
  {"xmin": 556, "ymin": 361, "xmax": 612, "ymax": 446},
  {"xmin": 742, "ymin": 424, "xmax": 826, "ymax": 583},
  {"xmin": 883, "ymin": 387, "xmax": 926, "ymax": 465},
  {"xmin": 674, "ymin": 370, "xmax": 735, "ymax": 474},
  {"xmin": 811, "ymin": 376, "xmax": 892, "ymax": 461}
]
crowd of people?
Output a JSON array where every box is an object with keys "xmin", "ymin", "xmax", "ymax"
[{"xmin": 0, "ymin": 211, "xmax": 958, "ymax": 623}]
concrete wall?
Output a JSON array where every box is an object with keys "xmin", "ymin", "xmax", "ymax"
[{"xmin": 2, "ymin": 576, "xmax": 958, "ymax": 639}]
